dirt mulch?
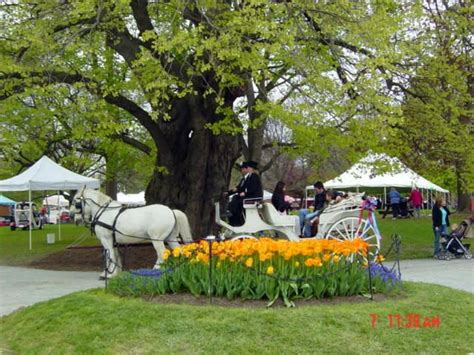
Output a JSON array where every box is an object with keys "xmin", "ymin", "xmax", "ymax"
[{"xmin": 28, "ymin": 243, "xmax": 159, "ymax": 271}]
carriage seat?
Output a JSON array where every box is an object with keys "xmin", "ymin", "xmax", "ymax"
[{"xmin": 261, "ymin": 202, "xmax": 297, "ymax": 227}]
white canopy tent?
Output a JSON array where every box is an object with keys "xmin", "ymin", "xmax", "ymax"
[
  {"xmin": 43, "ymin": 194, "xmax": 70, "ymax": 208},
  {"xmin": 305, "ymin": 153, "xmax": 449, "ymax": 207},
  {"xmin": 0, "ymin": 156, "xmax": 100, "ymax": 249}
]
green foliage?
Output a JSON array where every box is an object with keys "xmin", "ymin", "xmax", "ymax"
[
  {"xmin": 0, "ymin": 1, "xmax": 424, "ymax": 167},
  {"xmin": 386, "ymin": 1, "xmax": 474, "ymax": 195}
]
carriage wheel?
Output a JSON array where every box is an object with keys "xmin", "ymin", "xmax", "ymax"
[{"xmin": 325, "ymin": 217, "xmax": 381, "ymax": 254}]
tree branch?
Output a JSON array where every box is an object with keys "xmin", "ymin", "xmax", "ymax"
[{"xmin": 110, "ymin": 132, "xmax": 152, "ymax": 155}]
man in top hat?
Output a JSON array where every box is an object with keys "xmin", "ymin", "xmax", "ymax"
[
  {"xmin": 240, "ymin": 160, "xmax": 263, "ymax": 201},
  {"xmin": 225, "ymin": 160, "xmax": 263, "ymax": 226},
  {"xmin": 226, "ymin": 162, "xmax": 249, "ymax": 226}
]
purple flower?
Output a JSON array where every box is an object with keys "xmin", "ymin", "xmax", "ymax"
[{"xmin": 367, "ymin": 262, "xmax": 400, "ymax": 285}]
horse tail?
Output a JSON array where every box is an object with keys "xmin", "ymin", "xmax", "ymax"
[{"xmin": 173, "ymin": 209, "xmax": 193, "ymax": 242}]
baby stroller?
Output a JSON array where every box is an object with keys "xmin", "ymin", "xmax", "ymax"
[{"xmin": 439, "ymin": 221, "xmax": 472, "ymax": 260}]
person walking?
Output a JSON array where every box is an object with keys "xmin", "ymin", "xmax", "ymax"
[
  {"xmin": 410, "ymin": 187, "xmax": 423, "ymax": 218},
  {"xmin": 388, "ymin": 187, "xmax": 401, "ymax": 219},
  {"xmin": 432, "ymin": 197, "xmax": 450, "ymax": 259}
]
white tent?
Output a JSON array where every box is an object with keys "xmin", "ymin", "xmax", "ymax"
[
  {"xmin": 305, "ymin": 153, "xmax": 449, "ymax": 206},
  {"xmin": 0, "ymin": 156, "xmax": 100, "ymax": 249},
  {"xmin": 117, "ymin": 191, "xmax": 146, "ymax": 206},
  {"xmin": 0, "ymin": 156, "xmax": 100, "ymax": 191},
  {"xmin": 43, "ymin": 195, "xmax": 70, "ymax": 208}
]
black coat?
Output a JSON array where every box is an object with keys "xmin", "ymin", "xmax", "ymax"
[
  {"xmin": 272, "ymin": 192, "xmax": 289, "ymax": 213},
  {"xmin": 314, "ymin": 190, "xmax": 326, "ymax": 211},
  {"xmin": 432, "ymin": 205, "xmax": 450, "ymax": 227},
  {"xmin": 242, "ymin": 173, "xmax": 263, "ymax": 199},
  {"xmin": 228, "ymin": 175, "xmax": 246, "ymax": 195}
]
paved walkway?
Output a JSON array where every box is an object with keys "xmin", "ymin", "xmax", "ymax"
[
  {"xmin": 0, "ymin": 266, "xmax": 103, "ymax": 316},
  {"xmin": 0, "ymin": 258, "xmax": 473, "ymax": 316},
  {"xmin": 399, "ymin": 258, "xmax": 474, "ymax": 293}
]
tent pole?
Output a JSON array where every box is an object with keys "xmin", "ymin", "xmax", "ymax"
[
  {"xmin": 384, "ymin": 187, "xmax": 387, "ymax": 206},
  {"xmin": 420, "ymin": 189, "xmax": 423, "ymax": 211},
  {"xmin": 58, "ymin": 190, "xmax": 61, "ymax": 241},
  {"xmin": 29, "ymin": 188, "xmax": 32, "ymax": 251}
]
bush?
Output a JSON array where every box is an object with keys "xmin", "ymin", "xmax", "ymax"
[{"xmin": 108, "ymin": 238, "xmax": 398, "ymax": 307}]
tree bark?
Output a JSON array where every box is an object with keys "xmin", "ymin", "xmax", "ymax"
[
  {"xmin": 145, "ymin": 97, "xmax": 240, "ymax": 238},
  {"xmin": 105, "ymin": 174, "xmax": 118, "ymax": 200}
]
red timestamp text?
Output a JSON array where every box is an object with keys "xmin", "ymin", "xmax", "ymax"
[{"xmin": 370, "ymin": 313, "xmax": 441, "ymax": 329}]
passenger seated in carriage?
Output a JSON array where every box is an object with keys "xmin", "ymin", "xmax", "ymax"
[
  {"xmin": 271, "ymin": 181, "xmax": 292, "ymax": 214},
  {"xmin": 327, "ymin": 190, "xmax": 345, "ymax": 205},
  {"xmin": 225, "ymin": 160, "xmax": 263, "ymax": 226},
  {"xmin": 298, "ymin": 181, "xmax": 327, "ymax": 237}
]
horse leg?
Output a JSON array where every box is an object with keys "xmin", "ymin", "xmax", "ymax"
[
  {"xmin": 151, "ymin": 240, "xmax": 167, "ymax": 269},
  {"xmin": 99, "ymin": 236, "xmax": 122, "ymax": 279}
]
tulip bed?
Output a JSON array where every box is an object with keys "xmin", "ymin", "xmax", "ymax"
[{"xmin": 108, "ymin": 238, "xmax": 398, "ymax": 307}]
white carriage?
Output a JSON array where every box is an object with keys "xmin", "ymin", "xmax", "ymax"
[
  {"xmin": 10, "ymin": 202, "xmax": 43, "ymax": 231},
  {"xmin": 215, "ymin": 194, "xmax": 381, "ymax": 252}
]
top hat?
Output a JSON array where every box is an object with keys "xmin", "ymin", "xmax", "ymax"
[{"xmin": 243, "ymin": 160, "xmax": 258, "ymax": 169}]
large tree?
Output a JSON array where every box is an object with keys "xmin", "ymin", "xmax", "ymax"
[{"xmin": 0, "ymin": 1, "xmax": 419, "ymax": 236}]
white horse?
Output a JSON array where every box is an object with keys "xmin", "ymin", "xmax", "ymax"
[{"xmin": 71, "ymin": 187, "xmax": 193, "ymax": 279}]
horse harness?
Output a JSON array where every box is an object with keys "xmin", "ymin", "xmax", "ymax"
[{"xmin": 75, "ymin": 196, "xmax": 180, "ymax": 247}]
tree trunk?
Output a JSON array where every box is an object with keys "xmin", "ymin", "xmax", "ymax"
[
  {"xmin": 105, "ymin": 177, "xmax": 118, "ymax": 200},
  {"xmin": 455, "ymin": 167, "xmax": 470, "ymax": 212},
  {"xmin": 145, "ymin": 98, "xmax": 240, "ymax": 238},
  {"xmin": 105, "ymin": 159, "xmax": 118, "ymax": 200},
  {"xmin": 457, "ymin": 192, "xmax": 470, "ymax": 212}
]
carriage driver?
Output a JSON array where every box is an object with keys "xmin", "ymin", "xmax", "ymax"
[{"xmin": 225, "ymin": 160, "xmax": 263, "ymax": 226}]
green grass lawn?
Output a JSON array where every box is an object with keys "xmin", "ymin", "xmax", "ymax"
[
  {"xmin": 0, "ymin": 282, "xmax": 472, "ymax": 354},
  {"xmin": 0, "ymin": 223, "xmax": 99, "ymax": 266}
]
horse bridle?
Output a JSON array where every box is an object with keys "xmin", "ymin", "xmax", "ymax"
[{"xmin": 74, "ymin": 191, "xmax": 112, "ymax": 227}]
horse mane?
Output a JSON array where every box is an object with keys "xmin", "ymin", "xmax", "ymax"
[{"xmin": 85, "ymin": 188, "xmax": 114, "ymax": 206}]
